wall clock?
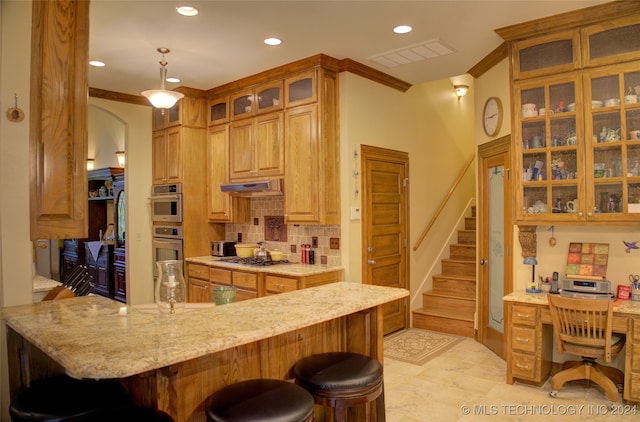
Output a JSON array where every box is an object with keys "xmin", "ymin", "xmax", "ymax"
[{"xmin": 483, "ymin": 97, "xmax": 503, "ymax": 137}]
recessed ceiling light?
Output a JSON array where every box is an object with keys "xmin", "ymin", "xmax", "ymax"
[
  {"xmin": 166, "ymin": 77, "xmax": 181, "ymax": 83},
  {"xmin": 176, "ymin": 6, "xmax": 199, "ymax": 17},
  {"xmin": 264, "ymin": 37, "xmax": 282, "ymax": 46},
  {"xmin": 393, "ymin": 25, "xmax": 412, "ymax": 34},
  {"xmin": 89, "ymin": 60, "xmax": 106, "ymax": 67}
]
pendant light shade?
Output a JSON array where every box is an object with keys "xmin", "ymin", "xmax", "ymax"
[{"xmin": 141, "ymin": 48, "xmax": 184, "ymax": 109}]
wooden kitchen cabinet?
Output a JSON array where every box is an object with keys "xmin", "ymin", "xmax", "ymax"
[
  {"xmin": 152, "ymin": 126, "xmax": 182, "ymax": 185},
  {"xmin": 30, "ymin": 0, "xmax": 89, "ymax": 240},
  {"xmin": 230, "ymin": 81, "xmax": 283, "ymax": 121},
  {"xmin": 188, "ymin": 264, "xmax": 211, "ymax": 303},
  {"xmin": 208, "ymin": 97, "xmax": 229, "ymax": 126},
  {"xmin": 265, "ymin": 270, "xmax": 343, "ymax": 295},
  {"xmin": 229, "ymin": 112, "xmax": 284, "ymax": 181},
  {"xmin": 207, "ymin": 56, "xmax": 341, "ymax": 225},
  {"xmin": 508, "ymin": 13, "xmax": 640, "ymax": 225},
  {"xmin": 284, "ymin": 68, "xmax": 339, "ymax": 225},
  {"xmin": 152, "ymin": 95, "xmax": 208, "ymax": 131},
  {"xmin": 206, "ymin": 125, "xmax": 250, "ymax": 222},
  {"xmin": 285, "ymin": 70, "xmax": 317, "ymax": 107},
  {"xmin": 230, "ymin": 270, "xmax": 259, "ymax": 301}
]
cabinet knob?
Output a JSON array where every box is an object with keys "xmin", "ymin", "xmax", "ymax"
[{"xmin": 367, "ymin": 259, "xmax": 376, "ymax": 265}]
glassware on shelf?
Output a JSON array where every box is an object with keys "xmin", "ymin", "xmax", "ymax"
[{"xmin": 155, "ymin": 260, "xmax": 186, "ymax": 314}]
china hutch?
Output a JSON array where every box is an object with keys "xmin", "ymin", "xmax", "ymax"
[
  {"xmin": 497, "ymin": 1, "xmax": 640, "ymax": 404},
  {"xmin": 498, "ymin": 7, "xmax": 640, "ymax": 226}
]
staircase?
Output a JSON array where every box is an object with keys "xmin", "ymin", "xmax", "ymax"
[{"xmin": 412, "ymin": 206, "xmax": 476, "ymax": 338}]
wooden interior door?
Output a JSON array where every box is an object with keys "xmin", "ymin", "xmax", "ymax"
[
  {"xmin": 361, "ymin": 145, "xmax": 409, "ymax": 335},
  {"xmin": 478, "ymin": 136, "xmax": 512, "ymax": 358}
]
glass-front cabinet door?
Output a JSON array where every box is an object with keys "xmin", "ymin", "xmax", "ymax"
[
  {"xmin": 585, "ymin": 62, "xmax": 640, "ymax": 221},
  {"xmin": 514, "ymin": 73, "xmax": 583, "ymax": 223}
]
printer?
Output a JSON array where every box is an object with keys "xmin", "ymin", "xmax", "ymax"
[{"xmin": 560, "ymin": 278, "xmax": 614, "ymax": 300}]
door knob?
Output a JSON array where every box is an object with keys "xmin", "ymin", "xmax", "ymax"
[
  {"xmin": 480, "ymin": 259, "xmax": 488, "ymax": 265},
  {"xmin": 367, "ymin": 259, "xmax": 376, "ymax": 265}
]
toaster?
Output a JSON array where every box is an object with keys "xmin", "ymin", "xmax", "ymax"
[{"xmin": 211, "ymin": 241, "xmax": 236, "ymax": 257}]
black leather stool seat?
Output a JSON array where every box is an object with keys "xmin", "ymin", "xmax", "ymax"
[
  {"xmin": 71, "ymin": 406, "xmax": 174, "ymax": 421},
  {"xmin": 293, "ymin": 352, "xmax": 385, "ymax": 422},
  {"xmin": 9, "ymin": 374, "xmax": 132, "ymax": 422},
  {"xmin": 206, "ymin": 379, "xmax": 314, "ymax": 422}
]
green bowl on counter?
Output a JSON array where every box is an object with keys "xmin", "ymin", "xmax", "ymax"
[{"xmin": 213, "ymin": 286, "xmax": 236, "ymax": 305}]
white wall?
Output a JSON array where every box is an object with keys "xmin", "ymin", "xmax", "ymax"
[{"xmin": 339, "ymin": 73, "xmax": 476, "ymax": 300}]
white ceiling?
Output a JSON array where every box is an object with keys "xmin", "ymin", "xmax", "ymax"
[{"xmin": 88, "ymin": 0, "xmax": 609, "ymax": 96}]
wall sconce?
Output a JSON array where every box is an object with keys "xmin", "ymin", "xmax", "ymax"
[
  {"xmin": 87, "ymin": 158, "xmax": 95, "ymax": 171},
  {"xmin": 115, "ymin": 151, "xmax": 125, "ymax": 168},
  {"xmin": 454, "ymin": 84, "xmax": 469, "ymax": 99}
]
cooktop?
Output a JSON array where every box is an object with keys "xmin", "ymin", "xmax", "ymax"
[{"xmin": 218, "ymin": 257, "xmax": 291, "ymax": 266}]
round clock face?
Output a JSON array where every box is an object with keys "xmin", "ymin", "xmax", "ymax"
[{"xmin": 483, "ymin": 97, "xmax": 502, "ymax": 137}]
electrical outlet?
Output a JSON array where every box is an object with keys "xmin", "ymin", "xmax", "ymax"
[
  {"xmin": 321, "ymin": 255, "xmax": 328, "ymax": 265},
  {"xmin": 330, "ymin": 238, "xmax": 340, "ymax": 249},
  {"xmin": 253, "ymin": 218, "xmax": 260, "ymax": 225},
  {"xmin": 311, "ymin": 236, "xmax": 318, "ymax": 248},
  {"xmin": 237, "ymin": 233, "xmax": 243, "ymax": 243},
  {"xmin": 290, "ymin": 244, "xmax": 297, "ymax": 253}
]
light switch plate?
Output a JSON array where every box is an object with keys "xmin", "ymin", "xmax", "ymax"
[{"xmin": 350, "ymin": 207, "xmax": 361, "ymax": 220}]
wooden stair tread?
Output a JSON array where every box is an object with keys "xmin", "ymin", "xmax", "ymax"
[
  {"xmin": 413, "ymin": 307, "xmax": 474, "ymax": 322},
  {"xmin": 433, "ymin": 274, "xmax": 476, "ymax": 281},
  {"xmin": 423, "ymin": 291, "xmax": 476, "ymax": 300}
]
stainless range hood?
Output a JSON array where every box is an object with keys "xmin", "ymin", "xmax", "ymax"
[{"xmin": 220, "ymin": 179, "xmax": 283, "ymax": 197}]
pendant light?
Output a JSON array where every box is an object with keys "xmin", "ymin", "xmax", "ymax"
[{"xmin": 141, "ymin": 48, "xmax": 184, "ymax": 111}]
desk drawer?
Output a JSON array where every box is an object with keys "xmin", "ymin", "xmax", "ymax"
[
  {"xmin": 511, "ymin": 326, "xmax": 536, "ymax": 353},
  {"xmin": 512, "ymin": 305, "xmax": 536, "ymax": 327},
  {"xmin": 511, "ymin": 352, "xmax": 536, "ymax": 380}
]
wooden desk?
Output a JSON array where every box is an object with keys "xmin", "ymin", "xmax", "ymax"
[
  {"xmin": 504, "ymin": 292, "xmax": 640, "ymax": 403},
  {"xmin": 2, "ymin": 282, "xmax": 408, "ymax": 422}
]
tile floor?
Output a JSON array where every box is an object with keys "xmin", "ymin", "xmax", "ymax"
[{"xmin": 384, "ymin": 337, "xmax": 638, "ymax": 421}]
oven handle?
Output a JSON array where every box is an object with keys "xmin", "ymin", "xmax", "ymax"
[
  {"xmin": 153, "ymin": 238, "xmax": 184, "ymax": 243},
  {"xmin": 149, "ymin": 194, "xmax": 181, "ymax": 200}
]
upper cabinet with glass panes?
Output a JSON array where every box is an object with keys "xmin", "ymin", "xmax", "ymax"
[{"xmin": 499, "ymin": 6, "xmax": 640, "ymax": 225}]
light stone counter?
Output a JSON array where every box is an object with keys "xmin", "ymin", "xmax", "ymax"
[
  {"xmin": 32, "ymin": 275, "xmax": 62, "ymax": 293},
  {"xmin": 186, "ymin": 255, "xmax": 344, "ymax": 276},
  {"xmin": 2, "ymin": 281, "xmax": 408, "ymax": 380},
  {"xmin": 503, "ymin": 290, "xmax": 640, "ymax": 315}
]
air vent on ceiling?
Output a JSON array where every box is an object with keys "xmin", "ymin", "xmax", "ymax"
[{"xmin": 367, "ymin": 38, "xmax": 455, "ymax": 68}]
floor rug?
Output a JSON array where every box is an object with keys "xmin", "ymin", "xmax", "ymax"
[{"xmin": 383, "ymin": 328, "xmax": 465, "ymax": 366}]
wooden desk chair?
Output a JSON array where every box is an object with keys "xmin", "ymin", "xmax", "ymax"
[{"xmin": 547, "ymin": 295, "xmax": 625, "ymax": 405}]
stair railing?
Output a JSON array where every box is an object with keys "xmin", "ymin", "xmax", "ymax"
[{"xmin": 413, "ymin": 155, "xmax": 475, "ymax": 251}]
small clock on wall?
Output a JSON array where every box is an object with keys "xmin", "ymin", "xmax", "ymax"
[{"xmin": 482, "ymin": 97, "xmax": 503, "ymax": 137}]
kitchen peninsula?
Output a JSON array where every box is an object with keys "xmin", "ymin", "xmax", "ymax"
[{"xmin": 2, "ymin": 282, "xmax": 408, "ymax": 421}]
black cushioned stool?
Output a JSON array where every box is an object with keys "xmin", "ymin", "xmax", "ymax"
[
  {"xmin": 293, "ymin": 352, "xmax": 385, "ymax": 422},
  {"xmin": 206, "ymin": 379, "xmax": 314, "ymax": 422},
  {"xmin": 9, "ymin": 374, "xmax": 132, "ymax": 421}
]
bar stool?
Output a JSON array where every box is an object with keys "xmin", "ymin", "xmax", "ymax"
[
  {"xmin": 293, "ymin": 352, "xmax": 385, "ymax": 422},
  {"xmin": 9, "ymin": 374, "xmax": 132, "ymax": 421},
  {"xmin": 206, "ymin": 379, "xmax": 314, "ymax": 422}
]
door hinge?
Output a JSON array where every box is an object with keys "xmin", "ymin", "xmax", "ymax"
[
  {"xmin": 403, "ymin": 177, "xmax": 408, "ymax": 187},
  {"xmin": 506, "ymin": 168, "xmax": 510, "ymax": 180},
  {"xmin": 403, "ymin": 238, "xmax": 407, "ymax": 248}
]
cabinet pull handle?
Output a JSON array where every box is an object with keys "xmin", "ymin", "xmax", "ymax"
[
  {"xmin": 516, "ymin": 337, "xmax": 529, "ymax": 342},
  {"xmin": 516, "ymin": 313, "xmax": 530, "ymax": 318},
  {"xmin": 515, "ymin": 363, "xmax": 530, "ymax": 369}
]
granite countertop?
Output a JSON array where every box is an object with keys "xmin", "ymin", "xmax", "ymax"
[
  {"xmin": 2, "ymin": 281, "xmax": 408, "ymax": 380},
  {"xmin": 503, "ymin": 291, "xmax": 640, "ymax": 315},
  {"xmin": 187, "ymin": 255, "xmax": 344, "ymax": 276},
  {"xmin": 33, "ymin": 275, "xmax": 62, "ymax": 293}
]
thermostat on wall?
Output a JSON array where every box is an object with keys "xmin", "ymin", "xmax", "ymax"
[{"xmin": 350, "ymin": 207, "xmax": 361, "ymax": 220}]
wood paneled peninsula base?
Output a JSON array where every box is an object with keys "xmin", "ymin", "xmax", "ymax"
[
  {"xmin": 2, "ymin": 282, "xmax": 408, "ymax": 421},
  {"xmin": 503, "ymin": 291, "xmax": 640, "ymax": 404}
]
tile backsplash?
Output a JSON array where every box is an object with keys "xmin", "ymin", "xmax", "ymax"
[{"xmin": 225, "ymin": 197, "xmax": 341, "ymax": 266}]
